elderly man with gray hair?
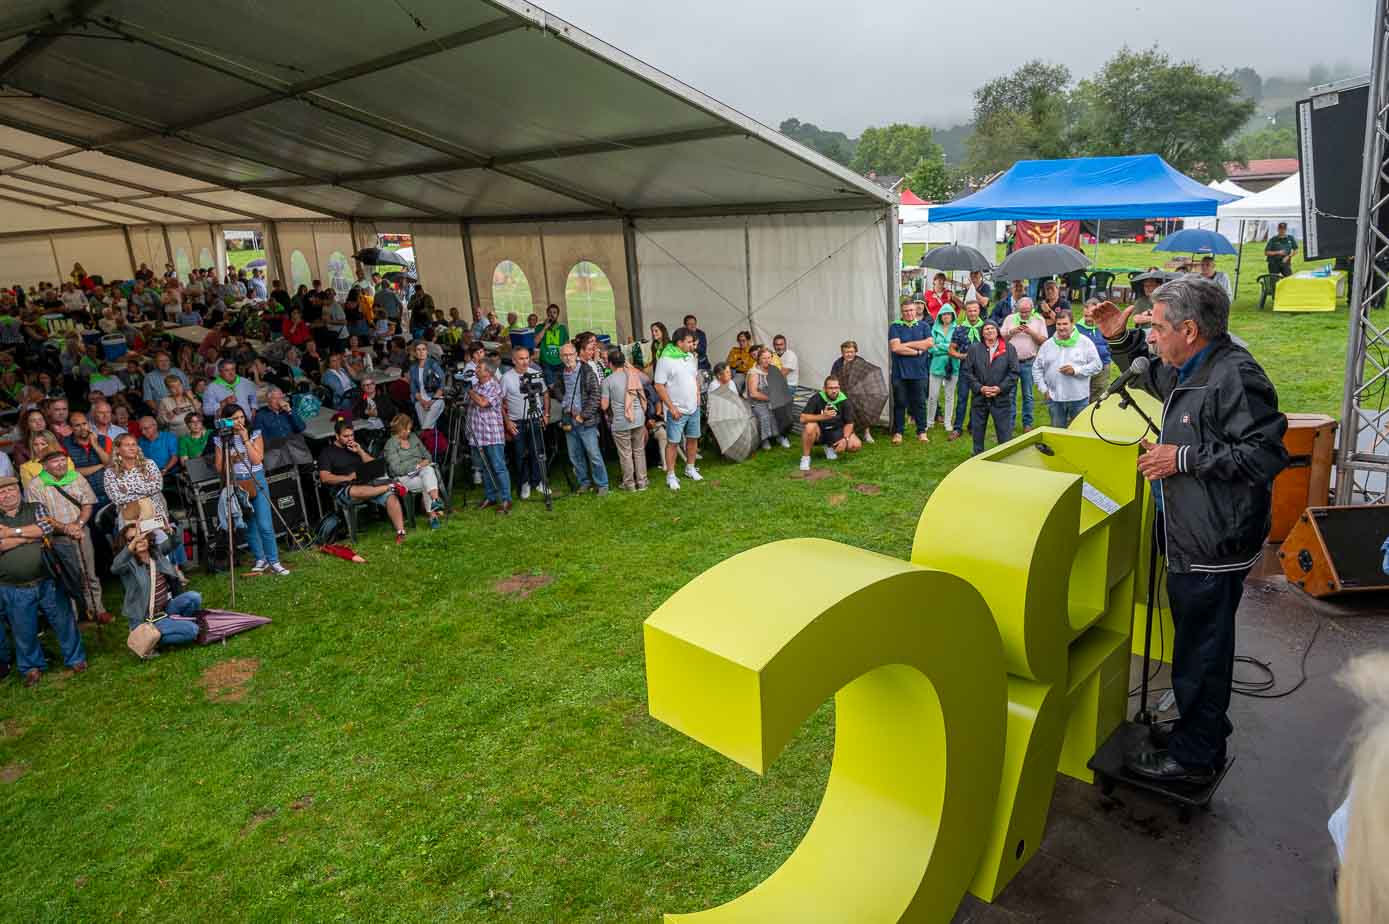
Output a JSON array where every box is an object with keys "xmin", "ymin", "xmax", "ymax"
[
  {"xmin": 1093, "ymin": 275, "xmax": 1288, "ymax": 786},
  {"xmin": 251, "ymin": 387, "xmax": 306, "ymax": 440}
]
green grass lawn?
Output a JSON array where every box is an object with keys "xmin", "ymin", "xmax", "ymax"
[
  {"xmin": 0, "ymin": 240, "xmax": 1349, "ymax": 921},
  {"xmin": 227, "ymin": 248, "xmax": 266, "ymax": 272}
]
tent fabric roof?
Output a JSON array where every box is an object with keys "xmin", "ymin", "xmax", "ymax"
[
  {"xmin": 898, "ymin": 188, "xmax": 930, "ymax": 206},
  {"xmin": 1215, "ymin": 173, "xmax": 1303, "ymax": 221},
  {"xmin": 928, "ymin": 154, "xmax": 1239, "ymax": 222},
  {"xmin": 0, "ymin": 0, "xmax": 889, "ymax": 232}
]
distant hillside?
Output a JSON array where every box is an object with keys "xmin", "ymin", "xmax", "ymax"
[{"xmin": 932, "ymin": 122, "xmax": 973, "ymax": 165}]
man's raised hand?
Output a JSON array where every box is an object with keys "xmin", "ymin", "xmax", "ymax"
[{"xmin": 1091, "ymin": 300, "xmax": 1134, "ymax": 339}]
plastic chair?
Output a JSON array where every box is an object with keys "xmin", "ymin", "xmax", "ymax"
[
  {"xmin": 1256, "ymin": 274, "xmax": 1279, "ymax": 311},
  {"xmin": 1062, "ymin": 270, "xmax": 1089, "ymax": 302},
  {"xmin": 1087, "ymin": 271, "xmax": 1116, "ymax": 300}
]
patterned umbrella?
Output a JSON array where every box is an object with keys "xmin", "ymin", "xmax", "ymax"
[
  {"xmin": 765, "ymin": 366, "xmax": 795, "ymax": 432},
  {"xmin": 839, "ymin": 358, "xmax": 888, "ymax": 433},
  {"xmin": 705, "ymin": 382, "xmax": 757, "ymax": 462},
  {"xmin": 166, "ymin": 609, "xmax": 272, "ymax": 644}
]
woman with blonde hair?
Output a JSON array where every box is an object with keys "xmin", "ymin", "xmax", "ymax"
[
  {"xmin": 18, "ymin": 430, "xmax": 73, "ymax": 487},
  {"xmin": 383, "ymin": 413, "xmax": 443, "ymax": 529},
  {"xmin": 1337, "ymin": 651, "xmax": 1389, "ymax": 923},
  {"xmin": 103, "ymin": 432, "xmax": 170, "ymax": 537}
]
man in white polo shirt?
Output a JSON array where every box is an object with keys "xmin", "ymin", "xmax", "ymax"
[
  {"xmin": 773, "ymin": 334, "xmax": 799, "ymax": 388},
  {"xmin": 653, "ymin": 328, "xmax": 704, "ymax": 491}
]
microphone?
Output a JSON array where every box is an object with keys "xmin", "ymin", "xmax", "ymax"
[{"xmin": 1099, "ymin": 355, "xmax": 1150, "ymax": 402}]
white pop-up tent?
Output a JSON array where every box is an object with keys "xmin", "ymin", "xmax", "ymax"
[
  {"xmin": 1214, "ymin": 173, "xmax": 1305, "ymax": 294},
  {"xmin": 1182, "ymin": 180, "xmax": 1257, "ymax": 247},
  {"xmin": 0, "ymin": 0, "xmax": 897, "ymax": 388}
]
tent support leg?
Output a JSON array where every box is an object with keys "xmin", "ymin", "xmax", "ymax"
[
  {"xmin": 1233, "ymin": 221, "xmax": 1246, "ymax": 302},
  {"xmin": 744, "ymin": 219, "xmax": 755, "ymax": 333},
  {"xmin": 461, "ymin": 221, "xmax": 479, "ymax": 311},
  {"xmin": 623, "ymin": 218, "xmax": 643, "ymax": 336}
]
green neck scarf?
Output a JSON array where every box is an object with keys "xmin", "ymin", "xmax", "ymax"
[
  {"xmin": 818, "ymin": 390, "xmax": 848, "ymax": 408},
  {"xmin": 1076, "ymin": 319, "xmax": 1098, "ymax": 333},
  {"xmin": 40, "ymin": 467, "xmax": 77, "ymax": 488},
  {"xmin": 660, "ymin": 343, "xmax": 690, "ymax": 360},
  {"xmin": 1054, "ymin": 329, "xmax": 1081, "ymax": 348},
  {"xmin": 1007, "ymin": 312, "xmax": 1033, "ymax": 328},
  {"xmin": 961, "ymin": 317, "xmax": 985, "ymax": 342},
  {"xmin": 220, "ymin": 375, "xmax": 241, "ymax": 389}
]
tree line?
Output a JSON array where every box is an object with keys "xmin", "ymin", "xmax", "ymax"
[{"xmin": 780, "ymin": 48, "xmax": 1334, "ymax": 200}]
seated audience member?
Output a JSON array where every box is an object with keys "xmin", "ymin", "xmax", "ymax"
[
  {"xmin": 11, "ymin": 408, "xmax": 48, "ymax": 466},
  {"xmin": 798, "ymin": 375, "xmax": 861, "ymax": 471},
  {"xmin": 43, "ymin": 397, "xmax": 72, "ymax": 440},
  {"xmin": 467, "ymin": 360, "xmax": 512, "ymax": 512},
  {"xmin": 383, "ymin": 414, "xmax": 443, "ymax": 529},
  {"xmin": 90, "ymin": 362, "xmax": 122, "ymax": 397},
  {"xmin": 142, "ymin": 351, "xmax": 188, "ymax": 405},
  {"xmin": 213, "ymin": 405, "xmax": 290, "ymax": 576},
  {"xmin": 62, "ymin": 412, "xmax": 112, "ymax": 508},
  {"xmin": 322, "ymin": 351, "xmax": 355, "ymax": 409},
  {"xmin": 202, "ymin": 358, "xmax": 258, "ymax": 417},
  {"xmin": 408, "ymin": 340, "xmax": 446, "ymax": 431},
  {"xmin": 0, "ymin": 449, "xmax": 12, "ymax": 480},
  {"xmin": 157, "ymin": 375, "xmax": 199, "ymax": 436},
  {"xmin": 137, "ymin": 416, "xmax": 180, "ymax": 476},
  {"xmin": 351, "ymin": 378, "xmax": 396, "ymax": 432},
  {"xmin": 111, "ymin": 400, "xmax": 135, "ymax": 435},
  {"xmin": 18, "ymin": 430, "xmax": 73, "ymax": 486},
  {"xmin": 24, "ymin": 449, "xmax": 108, "ymax": 624},
  {"xmin": 0, "ymin": 473, "xmax": 87, "ymax": 686},
  {"xmin": 252, "ymin": 388, "xmax": 306, "ymax": 440},
  {"xmin": 89, "ymin": 400, "xmax": 126, "ymax": 442},
  {"xmin": 773, "ymin": 334, "xmax": 799, "ymax": 388},
  {"xmin": 317, "ymin": 420, "xmax": 408, "ymax": 544},
  {"xmin": 178, "ymin": 412, "xmax": 212, "ymax": 464},
  {"xmin": 104, "ymin": 432, "xmax": 170, "ymax": 537},
  {"xmin": 111, "ymin": 524, "xmax": 200, "ymax": 649},
  {"xmin": 746, "ymin": 346, "xmax": 790, "ymax": 451},
  {"xmin": 708, "ymin": 362, "xmax": 736, "ymax": 396},
  {"xmin": 601, "ymin": 348, "xmax": 650, "ymax": 492},
  {"xmin": 726, "ymin": 330, "xmax": 755, "ymax": 374}
]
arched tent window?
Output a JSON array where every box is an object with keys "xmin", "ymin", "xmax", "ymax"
[
  {"xmin": 290, "ymin": 250, "xmax": 312, "ymax": 290},
  {"xmin": 492, "ymin": 260, "xmax": 534, "ymax": 318},
  {"xmin": 175, "ymin": 248, "xmax": 191, "ymax": 283},
  {"xmin": 565, "ymin": 260, "xmax": 616, "ymax": 337},
  {"xmin": 198, "ymin": 247, "xmax": 214, "ymax": 271},
  {"xmin": 327, "ymin": 250, "xmax": 354, "ymax": 295}
]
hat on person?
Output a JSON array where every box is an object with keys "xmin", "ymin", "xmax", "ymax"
[
  {"xmin": 39, "ymin": 448, "xmax": 66, "ymax": 463},
  {"xmin": 0, "ymin": 476, "xmax": 17, "ymax": 489},
  {"xmin": 980, "ymin": 317, "xmax": 1001, "ymax": 333}
]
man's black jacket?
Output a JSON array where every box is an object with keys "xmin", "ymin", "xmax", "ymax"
[
  {"xmin": 1108, "ymin": 329, "xmax": 1288, "ymax": 574},
  {"xmin": 961, "ymin": 339, "xmax": 1020, "ymax": 399}
]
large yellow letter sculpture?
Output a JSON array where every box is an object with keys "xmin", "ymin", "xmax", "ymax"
[
  {"xmin": 643, "ymin": 428, "xmax": 1145, "ymax": 922},
  {"xmin": 645, "ymin": 539, "xmax": 1006, "ymax": 922}
]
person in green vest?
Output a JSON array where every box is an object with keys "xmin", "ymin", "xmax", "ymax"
[
  {"xmin": 536, "ymin": 302, "xmax": 568, "ymax": 388},
  {"xmin": 947, "ymin": 299, "xmax": 986, "ymax": 441},
  {"xmin": 798, "ymin": 374, "xmax": 861, "ymax": 472},
  {"xmin": 926, "ymin": 304, "xmax": 959, "ymax": 431},
  {"xmin": 1265, "ymin": 222, "xmax": 1298, "ymax": 278}
]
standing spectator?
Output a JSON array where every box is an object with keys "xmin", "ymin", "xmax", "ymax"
[
  {"xmin": 991, "ymin": 278, "xmax": 1029, "ymax": 326},
  {"xmin": 1000, "ymin": 297, "xmax": 1047, "ymax": 432},
  {"xmin": 43, "ymin": 397, "xmax": 72, "ymax": 440},
  {"xmin": 965, "ymin": 270, "xmax": 992, "ymax": 314},
  {"xmin": 408, "ymin": 340, "xmax": 446, "ymax": 432},
  {"xmin": 924, "ymin": 273, "xmax": 960, "ymax": 322},
  {"xmin": 1077, "ymin": 298, "xmax": 1113, "ymax": 403},
  {"xmin": 889, "ymin": 301, "xmax": 933, "ymax": 444},
  {"xmin": 926, "ymin": 305, "xmax": 959, "ymax": 433},
  {"xmin": 601, "ymin": 348, "xmax": 650, "ymax": 491},
  {"xmin": 383, "ymin": 414, "xmax": 444, "ymax": 529},
  {"xmin": 653, "ymin": 329, "xmax": 704, "ymax": 490},
  {"xmin": 0, "ymin": 474, "xmax": 86, "ymax": 686},
  {"xmin": 18, "ymin": 431, "xmax": 72, "ymax": 487},
  {"xmin": 646, "ymin": 321, "xmax": 671, "ymax": 375},
  {"xmin": 772, "ymin": 335, "xmax": 799, "ymax": 388},
  {"xmin": 23, "ymin": 449, "xmax": 109, "ymax": 624},
  {"xmin": 1265, "ymin": 222, "xmax": 1298, "ymax": 278},
  {"xmin": 536, "ymin": 303, "xmax": 569, "ymax": 388},
  {"xmin": 467, "ymin": 360, "xmax": 512, "ymax": 512},
  {"xmin": 1033, "ymin": 309, "xmax": 1102, "ymax": 428},
  {"xmin": 798, "ymin": 375, "xmax": 860, "ymax": 472},
  {"xmin": 111, "ymin": 524, "xmax": 201, "ymax": 650},
  {"xmin": 202, "ymin": 358, "xmax": 258, "ymax": 417},
  {"xmin": 555, "ymin": 342, "xmax": 609, "ymax": 495},
  {"xmin": 948, "ymin": 300, "xmax": 986, "ymax": 441},
  {"xmin": 136, "ymin": 416, "xmax": 180, "ymax": 476},
  {"xmin": 104, "ymin": 433, "xmax": 171, "ymax": 541},
  {"xmin": 681, "ymin": 314, "xmax": 710, "ymax": 373},
  {"xmin": 962, "ymin": 318, "xmax": 1019, "ymax": 455},
  {"xmin": 374, "ymin": 277, "xmax": 403, "ymax": 326},
  {"xmin": 1036, "ymin": 279, "xmax": 1070, "ymax": 333},
  {"xmin": 500, "ymin": 346, "xmax": 549, "ymax": 500},
  {"xmin": 407, "ymin": 284, "xmax": 435, "ymax": 338}
]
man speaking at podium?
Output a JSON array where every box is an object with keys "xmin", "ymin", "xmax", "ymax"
[{"xmin": 1093, "ymin": 276, "xmax": 1288, "ymax": 784}]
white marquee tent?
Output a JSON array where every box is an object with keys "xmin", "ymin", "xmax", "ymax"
[
  {"xmin": 1215, "ymin": 173, "xmax": 1304, "ymax": 241},
  {"xmin": 1181, "ymin": 180, "xmax": 1258, "ymax": 247},
  {"xmin": 0, "ymin": 0, "xmax": 897, "ymax": 386}
]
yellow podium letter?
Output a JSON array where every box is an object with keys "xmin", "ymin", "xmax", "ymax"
[{"xmin": 645, "ymin": 538, "xmax": 1007, "ymax": 923}]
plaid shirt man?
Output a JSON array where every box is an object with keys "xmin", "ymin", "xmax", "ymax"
[{"xmin": 466, "ymin": 377, "xmax": 506, "ymax": 447}]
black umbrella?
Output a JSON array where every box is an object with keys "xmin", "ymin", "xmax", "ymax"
[
  {"xmin": 765, "ymin": 367, "xmax": 795, "ymax": 432},
  {"xmin": 354, "ymin": 247, "xmax": 411, "ymax": 268},
  {"xmin": 993, "ymin": 243, "xmax": 1091, "ymax": 281},
  {"xmin": 382, "ymin": 271, "xmax": 418, "ymax": 285},
  {"xmin": 921, "ymin": 244, "xmax": 992, "ymax": 273},
  {"xmin": 839, "ymin": 358, "xmax": 888, "ymax": 433}
]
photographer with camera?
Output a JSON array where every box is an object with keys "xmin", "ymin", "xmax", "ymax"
[
  {"xmin": 318, "ymin": 419, "xmax": 409, "ymax": 544},
  {"xmin": 500, "ymin": 346, "xmax": 549, "ymax": 501},
  {"xmin": 111, "ymin": 523, "xmax": 201, "ymax": 651},
  {"xmin": 213, "ymin": 405, "xmax": 290, "ymax": 576}
]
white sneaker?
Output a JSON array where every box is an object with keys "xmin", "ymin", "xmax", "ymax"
[
  {"xmin": 825, "ymin": 446, "xmax": 839, "ymax": 460},
  {"xmin": 269, "ymin": 562, "xmax": 292, "ymax": 576},
  {"xmin": 863, "ymin": 429, "xmax": 875, "ymax": 444},
  {"xmin": 760, "ymin": 439, "xmax": 771, "ymax": 451},
  {"xmin": 685, "ymin": 465, "xmax": 703, "ymax": 482},
  {"xmin": 799, "ymin": 456, "xmax": 811, "ymax": 472},
  {"xmin": 520, "ymin": 483, "xmax": 531, "ymax": 500},
  {"xmin": 777, "ymin": 436, "xmax": 790, "ymax": 448},
  {"xmin": 667, "ymin": 472, "xmax": 680, "ymax": 491},
  {"xmin": 473, "ymin": 470, "xmax": 483, "ymax": 485},
  {"xmin": 249, "ymin": 560, "xmax": 268, "ymax": 574}
]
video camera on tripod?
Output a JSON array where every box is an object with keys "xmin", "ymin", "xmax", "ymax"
[{"xmin": 443, "ymin": 362, "xmax": 477, "ymax": 400}]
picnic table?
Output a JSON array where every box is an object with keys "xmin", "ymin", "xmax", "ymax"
[
  {"xmin": 1274, "ymin": 270, "xmax": 1348, "ymax": 313},
  {"xmin": 167, "ymin": 325, "xmax": 266, "ymax": 352}
]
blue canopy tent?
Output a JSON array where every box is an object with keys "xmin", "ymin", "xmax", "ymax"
[{"xmin": 929, "ymin": 154, "xmax": 1243, "ymax": 295}]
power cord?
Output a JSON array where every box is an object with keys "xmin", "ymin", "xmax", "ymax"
[{"xmin": 1233, "ymin": 619, "xmax": 1324, "ymax": 700}]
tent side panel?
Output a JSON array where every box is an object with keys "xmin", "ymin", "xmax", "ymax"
[
  {"xmin": 470, "ymin": 227, "xmax": 547, "ymax": 320},
  {"xmin": 51, "ymin": 229, "xmax": 133, "ymax": 285},
  {"xmin": 633, "ymin": 217, "xmax": 750, "ymax": 367},
  {"xmin": 275, "ymin": 222, "xmax": 318, "ymax": 290},
  {"xmin": 409, "ymin": 222, "xmax": 471, "ymax": 318},
  {"xmin": 0, "ymin": 236, "xmax": 61, "ymax": 289},
  {"xmin": 128, "ymin": 225, "xmax": 169, "ymax": 274},
  {"xmin": 538, "ymin": 221, "xmax": 630, "ymax": 341},
  {"xmin": 310, "ymin": 222, "xmax": 356, "ymax": 294}
]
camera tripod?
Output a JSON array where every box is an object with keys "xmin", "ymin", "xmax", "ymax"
[
  {"xmin": 440, "ymin": 398, "xmax": 472, "ymax": 515},
  {"xmin": 521, "ymin": 385, "xmax": 554, "ymax": 512}
]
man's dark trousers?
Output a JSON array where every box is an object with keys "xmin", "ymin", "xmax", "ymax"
[
  {"xmin": 1165, "ymin": 567, "xmax": 1247, "ymax": 771},
  {"xmin": 891, "ymin": 378, "xmax": 927, "ymax": 435},
  {"xmin": 969, "ymin": 396, "xmax": 1014, "ymax": 454},
  {"xmin": 952, "ymin": 373, "xmax": 970, "ymax": 432}
]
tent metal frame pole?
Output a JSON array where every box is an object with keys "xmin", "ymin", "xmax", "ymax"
[
  {"xmin": 1232, "ymin": 221, "xmax": 1246, "ymax": 301},
  {"xmin": 461, "ymin": 221, "xmax": 480, "ymax": 311},
  {"xmin": 1335, "ymin": 0, "xmax": 1389, "ymax": 503},
  {"xmin": 744, "ymin": 219, "xmax": 755, "ymax": 333},
  {"xmin": 121, "ymin": 225, "xmax": 138, "ymax": 277},
  {"xmin": 623, "ymin": 218, "xmax": 644, "ymax": 337}
]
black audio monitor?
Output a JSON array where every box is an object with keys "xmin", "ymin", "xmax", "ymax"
[{"xmin": 1297, "ymin": 78, "xmax": 1369, "ymax": 260}]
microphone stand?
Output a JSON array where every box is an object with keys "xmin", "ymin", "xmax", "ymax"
[{"xmin": 1112, "ymin": 383, "xmax": 1160, "ymax": 439}]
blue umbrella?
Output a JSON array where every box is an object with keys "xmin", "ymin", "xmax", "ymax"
[
  {"xmin": 1154, "ymin": 228, "xmax": 1237, "ymax": 256},
  {"xmin": 246, "ymin": 258, "xmax": 267, "ymax": 268}
]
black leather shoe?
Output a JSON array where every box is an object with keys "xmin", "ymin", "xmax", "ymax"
[
  {"xmin": 1125, "ymin": 749, "xmax": 1215, "ymax": 785},
  {"xmin": 1148, "ymin": 723, "xmax": 1173, "ymax": 750}
]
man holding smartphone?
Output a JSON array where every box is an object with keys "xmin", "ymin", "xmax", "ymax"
[{"xmin": 317, "ymin": 420, "xmax": 408, "ymax": 544}]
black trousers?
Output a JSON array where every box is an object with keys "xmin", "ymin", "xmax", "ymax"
[
  {"xmin": 1166, "ymin": 567, "xmax": 1247, "ymax": 770},
  {"xmin": 969, "ymin": 396, "xmax": 1014, "ymax": 454}
]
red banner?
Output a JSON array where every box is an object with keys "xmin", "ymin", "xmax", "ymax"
[{"xmin": 1014, "ymin": 220, "xmax": 1080, "ymax": 250}]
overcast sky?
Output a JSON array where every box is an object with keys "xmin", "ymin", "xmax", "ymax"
[{"xmin": 541, "ymin": 0, "xmax": 1373, "ymax": 133}]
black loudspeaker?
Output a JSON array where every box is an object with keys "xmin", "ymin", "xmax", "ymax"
[
  {"xmin": 1297, "ymin": 79, "xmax": 1370, "ymax": 260},
  {"xmin": 186, "ymin": 465, "xmax": 308, "ymax": 552}
]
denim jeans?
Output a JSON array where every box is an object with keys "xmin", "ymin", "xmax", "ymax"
[
  {"xmin": 511, "ymin": 424, "xmax": 544, "ymax": 489},
  {"xmin": 245, "ymin": 470, "xmax": 279, "ymax": 565},
  {"xmin": 891, "ymin": 377, "xmax": 927, "ymax": 435},
  {"xmin": 1, "ymin": 578, "xmax": 86, "ymax": 674},
  {"xmin": 952, "ymin": 372, "xmax": 971, "ymax": 432},
  {"xmin": 477, "ymin": 442, "xmax": 512, "ymax": 503},
  {"xmin": 1016, "ymin": 359, "xmax": 1036, "ymax": 428},
  {"xmin": 1047, "ymin": 398, "xmax": 1090, "ymax": 428},
  {"xmin": 154, "ymin": 591, "xmax": 204, "ymax": 646},
  {"xmin": 565, "ymin": 423, "xmax": 608, "ymax": 489}
]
